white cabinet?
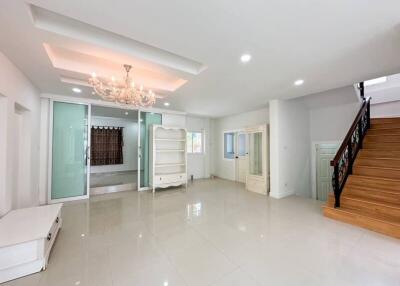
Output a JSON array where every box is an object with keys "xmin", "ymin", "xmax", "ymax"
[
  {"xmin": 0, "ymin": 204, "xmax": 62, "ymax": 283},
  {"xmin": 150, "ymin": 125, "xmax": 188, "ymax": 192}
]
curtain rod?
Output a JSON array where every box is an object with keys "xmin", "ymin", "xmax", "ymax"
[{"xmin": 91, "ymin": 126, "xmax": 124, "ymax": 129}]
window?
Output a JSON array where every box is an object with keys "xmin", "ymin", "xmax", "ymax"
[
  {"xmin": 187, "ymin": 131, "xmax": 203, "ymax": 154},
  {"xmin": 224, "ymin": 132, "xmax": 235, "ymax": 159}
]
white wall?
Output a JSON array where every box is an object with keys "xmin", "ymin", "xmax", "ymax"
[
  {"xmin": 0, "ymin": 52, "xmax": 41, "ymax": 216},
  {"xmin": 370, "ymin": 101, "xmax": 400, "ymax": 118},
  {"xmin": 163, "ymin": 113, "xmax": 186, "ymax": 128},
  {"xmin": 211, "ymin": 108, "xmax": 269, "ymax": 180},
  {"xmin": 304, "ymin": 86, "xmax": 361, "ymax": 142},
  {"xmin": 90, "ymin": 116, "xmax": 138, "ymax": 174},
  {"xmin": 269, "ymin": 99, "xmax": 311, "ymax": 199},
  {"xmin": 186, "ymin": 116, "xmax": 211, "ymax": 179}
]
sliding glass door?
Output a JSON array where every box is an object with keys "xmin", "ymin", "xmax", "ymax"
[
  {"xmin": 50, "ymin": 101, "xmax": 90, "ymax": 202},
  {"xmin": 138, "ymin": 111, "xmax": 162, "ymax": 190}
]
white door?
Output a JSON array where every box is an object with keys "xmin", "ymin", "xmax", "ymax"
[
  {"xmin": 235, "ymin": 132, "xmax": 248, "ymax": 183},
  {"xmin": 316, "ymin": 144, "xmax": 338, "ymax": 201},
  {"xmin": 245, "ymin": 125, "xmax": 268, "ymax": 195}
]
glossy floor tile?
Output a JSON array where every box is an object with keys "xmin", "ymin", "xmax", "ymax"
[{"xmin": 4, "ymin": 179, "xmax": 400, "ymax": 286}]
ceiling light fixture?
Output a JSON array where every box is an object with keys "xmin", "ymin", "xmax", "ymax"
[
  {"xmin": 89, "ymin": 64, "xmax": 157, "ymax": 107},
  {"xmin": 125, "ymin": 111, "xmax": 129, "ymax": 116},
  {"xmin": 164, "ymin": 102, "xmax": 170, "ymax": 107},
  {"xmin": 72, "ymin": 87, "xmax": 82, "ymax": 93},
  {"xmin": 240, "ymin": 54, "xmax": 252, "ymax": 63},
  {"xmin": 294, "ymin": 79, "xmax": 304, "ymax": 86}
]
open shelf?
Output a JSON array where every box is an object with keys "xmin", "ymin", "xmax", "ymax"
[
  {"xmin": 156, "ymin": 149, "xmax": 185, "ymax": 153},
  {"xmin": 155, "ymin": 138, "xmax": 185, "ymax": 142},
  {"xmin": 150, "ymin": 125, "xmax": 187, "ymax": 193},
  {"xmin": 155, "ymin": 163, "xmax": 186, "ymax": 168}
]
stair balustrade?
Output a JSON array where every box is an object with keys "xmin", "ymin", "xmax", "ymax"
[{"xmin": 331, "ymin": 83, "xmax": 371, "ymax": 207}]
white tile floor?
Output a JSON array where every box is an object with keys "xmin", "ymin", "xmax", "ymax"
[{"xmin": 5, "ymin": 179, "xmax": 400, "ymax": 286}]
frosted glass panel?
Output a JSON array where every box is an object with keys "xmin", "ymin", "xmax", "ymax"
[
  {"xmin": 224, "ymin": 132, "xmax": 235, "ymax": 159},
  {"xmin": 238, "ymin": 133, "xmax": 247, "ymax": 156},
  {"xmin": 51, "ymin": 102, "xmax": 88, "ymax": 199},
  {"xmin": 249, "ymin": 132, "xmax": 262, "ymax": 175},
  {"xmin": 140, "ymin": 112, "xmax": 162, "ymax": 188}
]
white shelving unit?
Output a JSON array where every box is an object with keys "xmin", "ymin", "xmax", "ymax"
[{"xmin": 150, "ymin": 125, "xmax": 187, "ymax": 192}]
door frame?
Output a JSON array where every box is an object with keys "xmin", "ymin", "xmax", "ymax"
[
  {"xmin": 47, "ymin": 99, "xmax": 91, "ymax": 204},
  {"xmin": 235, "ymin": 131, "xmax": 248, "ymax": 183},
  {"xmin": 245, "ymin": 124, "xmax": 268, "ymax": 194},
  {"xmin": 311, "ymin": 141, "xmax": 340, "ymax": 200}
]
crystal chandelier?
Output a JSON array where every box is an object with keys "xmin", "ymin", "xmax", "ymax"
[{"xmin": 88, "ymin": 64, "xmax": 156, "ymax": 107}]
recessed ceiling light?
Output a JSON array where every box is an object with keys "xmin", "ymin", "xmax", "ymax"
[
  {"xmin": 240, "ymin": 54, "xmax": 252, "ymax": 63},
  {"xmin": 72, "ymin": 87, "xmax": 82, "ymax": 93},
  {"xmin": 125, "ymin": 111, "xmax": 129, "ymax": 115},
  {"xmin": 164, "ymin": 102, "xmax": 170, "ymax": 107},
  {"xmin": 294, "ymin": 79, "xmax": 304, "ymax": 86}
]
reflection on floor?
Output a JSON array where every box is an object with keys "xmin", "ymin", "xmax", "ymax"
[
  {"xmin": 8, "ymin": 179, "xmax": 400, "ymax": 286},
  {"xmin": 90, "ymin": 170, "xmax": 137, "ymax": 195}
]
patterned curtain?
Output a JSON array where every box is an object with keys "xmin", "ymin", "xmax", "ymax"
[{"xmin": 91, "ymin": 127, "xmax": 123, "ymax": 166}]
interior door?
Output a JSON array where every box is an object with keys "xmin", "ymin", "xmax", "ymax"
[
  {"xmin": 49, "ymin": 101, "xmax": 90, "ymax": 202},
  {"xmin": 235, "ymin": 132, "xmax": 248, "ymax": 183},
  {"xmin": 316, "ymin": 144, "xmax": 338, "ymax": 201},
  {"xmin": 245, "ymin": 125, "xmax": 267, "ymax": 194}
]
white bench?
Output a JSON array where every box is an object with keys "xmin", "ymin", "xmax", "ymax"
[{"xmin": 0, "ymin": 204, "xmax": 62, "ymax": 283}]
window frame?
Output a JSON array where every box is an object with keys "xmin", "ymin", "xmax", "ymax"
[{"xmin": 187, "ymin": 131, "xmax": 204, "ymax": 155}]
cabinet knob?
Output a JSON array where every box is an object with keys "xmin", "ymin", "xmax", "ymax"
[
  {"xmin": 56, "ymin": 217, "xmax": 59, "ymax": 223},
  {"xmin": 47, "ymin": 233, "xmax": 52, "ymax": 241}
]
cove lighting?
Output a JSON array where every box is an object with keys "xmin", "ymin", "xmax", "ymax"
[
  {"xmin": 294, "ymin": 79, "xmax": 304, "ymax": 86},
  {"xmin": 72, "ymin": 87, "xmax": 82, "ymax": 93},
  {"xmin": 240, "ymin": 54, "xmax": 252, "ymax": 63},
  {"xmin": 364, "ymin": 76, "xmax": 387, "ymax": 87}
]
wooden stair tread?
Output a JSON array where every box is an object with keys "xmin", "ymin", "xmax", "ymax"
[
  {"xmin": 323, "ymin": 205, "xmax": 400, "ymax": 239},
  {"xmin": 345, "ymin": 184, "xmax": 400, "ymax": 195},
  {"xmin": 323, "ymin": 205, "xmax": 400, "ymax": 226},
  {"xmin": 371, "ymin": 117, "xmax": 400, "ymax": 123},
  {"xmin": 340, "ymin": 192, "xmax": 400, "ymax": 209}
]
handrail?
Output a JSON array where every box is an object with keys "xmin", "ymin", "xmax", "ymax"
[{"xmin": 330, "ymin": 92, "xmax": 371, "ymax": 208}]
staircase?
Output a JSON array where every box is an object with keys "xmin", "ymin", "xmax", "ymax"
[{"xmin": 324, "ymin": 117, "xmax": 400, "ymax": 238}]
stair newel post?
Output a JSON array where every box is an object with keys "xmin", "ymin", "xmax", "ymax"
[{"xmin": 333, "ymin": 165, "xmax": 340, "ymax": 208}]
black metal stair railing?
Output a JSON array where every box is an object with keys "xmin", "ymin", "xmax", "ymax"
[{"xmin": 330, "ymin": 83, "xmax": 371, "ymax": 208}]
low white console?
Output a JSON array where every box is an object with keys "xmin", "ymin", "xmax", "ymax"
[{"xmin": 0, "ymin": 204, "xmax": 62, "ymax": 283}]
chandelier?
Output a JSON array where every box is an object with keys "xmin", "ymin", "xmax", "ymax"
[{"xmin": 88, "ymin": 64, "xmax": 156, "ymax": 107}]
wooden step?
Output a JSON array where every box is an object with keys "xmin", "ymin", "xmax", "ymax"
[
  {"xmin": 323, "ymin": 205, "xmax": 400, "ymax": 239},
  {"xmin": 363, "ymin": 142, "xmax": 400, "ymax": 150},
  {"xmin": 344, "ymin": 185, "xmax": 400, "ymax": 205},
  {"xmin": 371, "ymin": 122, "xmax": 400, "ymax": 130},
  {"xmin": 346, "ymin": 175, "xmax": 400, "ymax": 193},
  {"xmin": 355, "ymin": 157, "xmax": 400, "ymax": 168},
  {"xmin": 358, "ymin": 149, "xmax": 400, "ymax": 159},
  {"xmin": 327, "ymin": 193, "xmax": 400, "ymax": 221},
  {"xmin": 371, "ymin": 117, "xmax": 400, "ymax": 124},
  {"xmin": 367, "ymin": 128, "xmax": 400, "ymax": 135},
  {"xmin": 353, "ymin": 165, "xmax": 400, "ymax": 180},
  {"xmin": 364, "ymin": 134, "xmax": 400, "ymax": 143}
]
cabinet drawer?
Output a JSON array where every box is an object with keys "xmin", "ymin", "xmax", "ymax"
[
  {"xmin": 44, "ymin": 213, "xmax": 61, "ymax": 256},
  {"xmin": 154, "ymin": 173, "xmax": 186, "ymax": 185}
]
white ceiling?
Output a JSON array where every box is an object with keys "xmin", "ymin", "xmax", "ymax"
[{"xmin": 1, "ymin": 0, "xmax": 400, "ymax": 118}]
